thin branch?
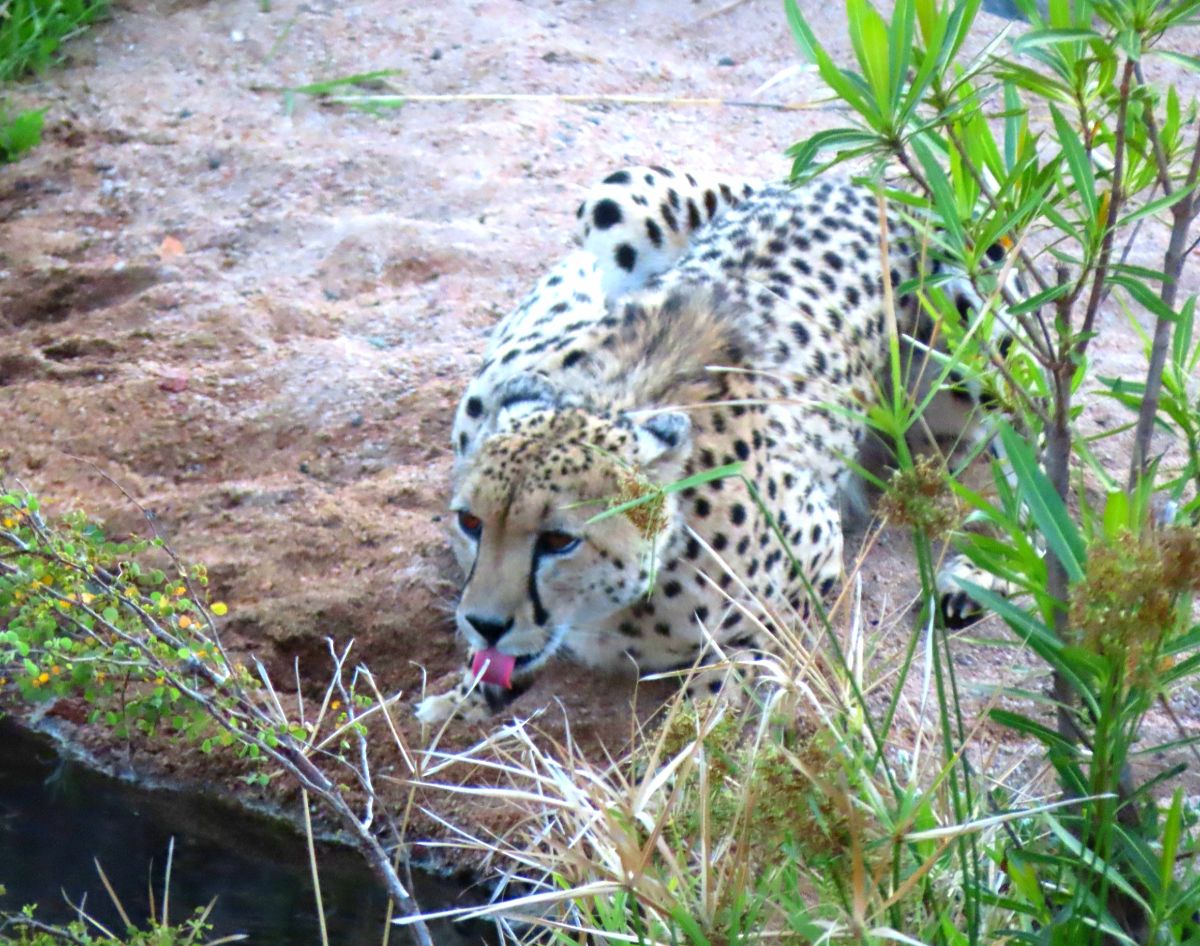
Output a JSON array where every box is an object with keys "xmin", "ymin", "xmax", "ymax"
[
  {"xmin": 1074, "ymin": 59, "xmax": 1135, "ymax": 356},
  {"xmin": 1128, "ymin": 128, "xmax": 1200, "ymax": 487},
  {"xmin": 1134, "ymin": 63, "xmax": 1174, "ymax": 194}
]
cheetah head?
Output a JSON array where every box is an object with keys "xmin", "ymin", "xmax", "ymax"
[{"xmin": 448, "ymin": 406, "xmax": 692, "ymax": 677}]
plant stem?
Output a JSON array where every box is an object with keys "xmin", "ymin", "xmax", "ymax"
[
  {"xmin": 1047, "ymin": 260, "xmax": 1087, "ymax": 750},
  {"xmin": 1127, "ymin": 131, "xmax": 1200, "ymax": 488}
]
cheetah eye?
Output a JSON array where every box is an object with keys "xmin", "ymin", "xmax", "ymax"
[
  {"xmin": 457, "ymin": 511, "xmax": 483, "ymax": 539},
  {"xmin": 535, "ymin": 530, "xmax": 580, "ymax": 556}
]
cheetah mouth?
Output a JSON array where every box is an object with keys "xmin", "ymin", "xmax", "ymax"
[{"xmin": 467, "ymin": 626, "xmax": 568, "ymax": 687}]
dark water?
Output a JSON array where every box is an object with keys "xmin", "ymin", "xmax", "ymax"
[{"xmin": 0, "ymin": 721, "xmax": 491, "ymax": 945}]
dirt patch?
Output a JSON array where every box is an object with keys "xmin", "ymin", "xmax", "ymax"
[
  {"xmin": 3, "ymin": 264, "xmax": 162, "ymax": 326},
  {"xmin": 1, "ymin": 0, "xmax": 1198, "ymax": 875}
]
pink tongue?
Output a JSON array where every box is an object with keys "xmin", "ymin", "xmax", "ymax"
[{"xmin": 471, "ymin": 649, "xmax": 516, "ymax": 689}]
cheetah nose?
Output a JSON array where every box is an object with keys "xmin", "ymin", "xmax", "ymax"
[{"xmin": 465, "ymin": 614, "xmax": 515, "ymax": 647}]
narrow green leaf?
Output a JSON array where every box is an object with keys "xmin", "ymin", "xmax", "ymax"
[
  {"xmin": 1161, "ymin": 623, "xmax": 1200, "ymax": 657},
  {"xmin": 1044, "ymin": 814, "xmax": 1151, "ymax": 912},
  {"xmin": 787, "ymin": 128, "xmax": 880, "ymax": 181},
  {"xmin": 1165, "ymin": 84, "xmax": 1181, "ymax": 147},
  {"xmin": 941, "ymin": 0, "xmax": 984, "ymax": 68},
  {"xmin": 1171, "ymin": 295, "xmax": 1195, "ymax": 367},
  {"xmin": 585, "ymin": 463, "xmax": 742, "ymax": 524},
  {"xmin": 913, "ymin": 0, "xmax": 936, "ymax": 43},
  {"xmin": 910, "ymin": 134, "xmax": 966, "ymax": 254},
  {"xmin": 1007, "ymin": 281, "xmax": 1071, "ymax": 316},
  {"xmin": 956, "ymin": 582, "xmax": 1070, "ymax": 670},
  {"xmin": 1160, "ymin": 650, "xmax": 1200, "ymax": 687},
  {"xmin": 1100, "ymin": 489, "xmax": 1128, "ymax": 538},
  {"xmin": 998, "ymin": 423, "xmax": 1086, "ymax": 582},
  {"xmin": 847, "ymin": 0, "xmax": 892, "ymax": 120},
  {"xmin": 1011, "ymin": 27, "xmax": 1103, "ymax": 52},
  {"xmin": 1003, "ymin": 82, "xmax": 1022, "ymax": 171},
  {"xmin": 1049, "ymin": 103, "xmax": 1097, "ymax": 221},
  {"xmin": 1151, "ymin": 49, "xmax": 1200, "ymax": 71},
  {"xmin": 887, "ymin": 0, "xmax": 915, "ymax": 113},
  {"xmin": 1047, "ymin": 0, "xmax": 1072, "ymax": 28},
  {"xmin": 1108, "ymin": 273, "xmax": 1179, "ymax": 324},
  {"xmin": 1116, "ymin": 187, "xmax": 1195, "ymax": 228},
  {"xmin": 786, "ymin": 0, "xmax": 876, "ymax": 120},
  {"xmin": 1110, "ymin": 262, "xmax": 1168, "ymax": 283},
  {"xmin": 1158, "ymin": 790, "xmax": 1185, "ymax": 909},
  {"xmin": 994, "ymin": 62, "xmax": 1075, "ymax": 104},
  {"xmin": 287, "ymin": 69, "xmax": 403, "ymax": 96},
  {"xmin": 990, "ymin": 709, "xmax": 1079, "ymax": 756}
]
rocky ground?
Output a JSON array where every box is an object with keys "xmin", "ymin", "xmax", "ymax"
[{"xmin": 1, "ymin": 0, "xmax": 1198, "ymax": 878}]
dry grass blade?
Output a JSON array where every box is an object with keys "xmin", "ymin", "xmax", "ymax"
[
  {"xmin": 93, "ymin": 858, "xmax": 133, "ymax": 930},
  {"xmin": 301, "ymin": 789, "xmax": 331, "ymax": 946}
]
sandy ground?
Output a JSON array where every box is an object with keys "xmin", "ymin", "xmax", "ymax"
[{"xmin": 2, "ymin": 0, "xmax": 1199, "ymax": 875}]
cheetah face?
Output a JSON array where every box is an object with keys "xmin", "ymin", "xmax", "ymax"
[{"xmin": 448, "ymin": 408, "xmax": 691, "ymax": 676}]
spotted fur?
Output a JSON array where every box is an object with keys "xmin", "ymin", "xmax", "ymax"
[
  {"xmin": 575, "ymin": 165, "xmax": 758, "ymax": 302},
  {"xmin": 418, "ymin": 168, "xmax": 1020, "ymax": 724}
]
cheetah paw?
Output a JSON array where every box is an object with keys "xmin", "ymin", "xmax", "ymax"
[
  {"xmin": 414, "ymin": 673, "xmax": 492, "ymax": 725},
  {"xmin": 936, "ymin": 553, "xmax": 1014, "ymax": 629}
]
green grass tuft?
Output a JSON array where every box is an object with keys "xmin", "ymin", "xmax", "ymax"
[
  {"xmin": 0, "ymin": 0, "xmax": 108, "ymax": 82},
  {"xmin": 0, "ymin": 0, "xmax": 109, "ymax": 163}
]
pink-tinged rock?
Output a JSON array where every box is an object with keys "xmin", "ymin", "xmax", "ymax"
[{"xmin": 158, "ymin": 375, "xmax": 188, "ymax": 392}]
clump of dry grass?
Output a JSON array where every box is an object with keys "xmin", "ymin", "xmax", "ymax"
[{"xmin": 399, "ymin": 535, "xmax": 1057, "ymax": 945}]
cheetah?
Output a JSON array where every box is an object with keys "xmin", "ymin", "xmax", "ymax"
[{"xmin": 416, "ymin": 166, "xmax": 1016, "ymax": 724}]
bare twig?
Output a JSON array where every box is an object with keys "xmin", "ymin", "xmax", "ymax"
[{"xmin": 694, "ymin": 0, "xmax": 757, "ymax": 22}]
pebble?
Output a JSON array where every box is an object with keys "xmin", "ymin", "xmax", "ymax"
[
  {"xmin": 159, "ymin": 376, "xmax": 189, "ymax": 393},
  {"xmin": 717, "ymin": 55, "xmax": 736, "ymax": 67},
  {"xmin": 430, "ymin": 48, "xmax": 442, "ymax": 60}
]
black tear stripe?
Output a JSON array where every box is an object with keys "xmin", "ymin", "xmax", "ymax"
[{"xmin": 528, "ymin": 549, "xmax": 550, "ymax": 626}]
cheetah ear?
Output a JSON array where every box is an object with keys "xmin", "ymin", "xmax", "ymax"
[
  {"xmin": 494, "ymin": 374, "xmax": 563, "ymax": 431},
  {"xmin": 633, "ymin": 411, "xmax": 692, "ymax": 475}
]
